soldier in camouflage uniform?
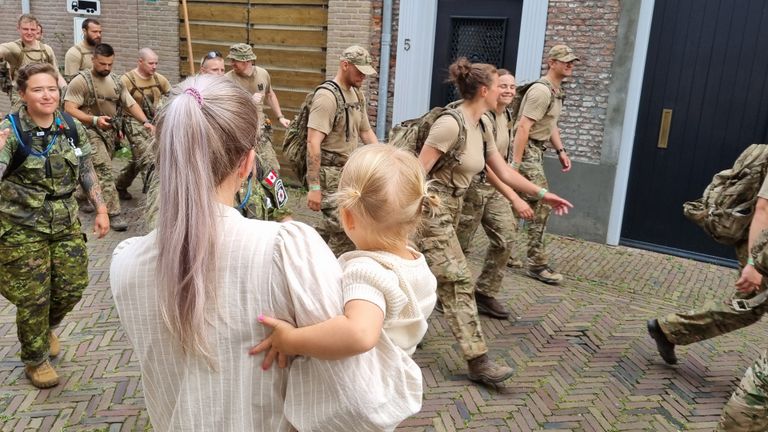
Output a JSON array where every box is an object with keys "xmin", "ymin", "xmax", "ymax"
[
  {"xmin": 648, "ymin": 176, "xmax": 768, "ymax": 366},
  {"xmin": 64, "ymin": 43, "xmax": 154, "ymax": 231},
  {"xmin": 115, "ymin": 48, "xmax": 171, "ymax": 200},
  {"xmin": 0, "ymin": 15, "xmax": 67, "ymax": 111},
  {"xmin": 417, "ymin": 59, "xmax": 572, "ymax": 386},
  {"xmin": 456, "ymin": 70, "xmax": 533, "ymax": 319},
  {"xmin": 306, "ymin": 46, "xmax": 379, "ymax": 256},
  {"xmin": 0, "ymin": 63, "xmax": 109, "ymax": 388},
  {"xmin": 717, "ymin": 350, "xmax": 768, "ymax": 431},
  {"xmin": 509, "ymin": 45, "xmax": 578, "ymax": 285},
  {"xmin": 237, "ymin": 152, "xmax": 292, "ymax": 222}
]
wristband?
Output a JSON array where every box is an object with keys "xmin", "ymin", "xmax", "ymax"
[
  {"xmin": 510, "ymin": 161, "xmax": 519, "ymax": 170},
  {"xmin": 537, "ymin": 188, "xmax": 548, "ymax": 200},
  {"xmin": 278, "ymin": 115, "xmax": 285, "ymax": 120},
  {"xmin": 92, "ymin": 116, "xmax": 99, "ymax": 127},
  {"xmin": 555, "ymin": 148, "xmax": 566, "ymax": 155},
  {"xmin": 748, "ymin": 257, "xmax": 755, "ymax": 266},
  {"xmin": 308, "ymin": 184, "xmax": 321, "ymax": 191}
]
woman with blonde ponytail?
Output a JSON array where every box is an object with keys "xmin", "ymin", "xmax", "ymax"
[{"xmin": 110, "ymin": 76, "xmax": 421, "ymax": 431}]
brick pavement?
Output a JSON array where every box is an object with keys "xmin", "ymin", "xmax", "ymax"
[{"xmin": 1, "ymin": 174, "xmax": 765, "ymax": 431}]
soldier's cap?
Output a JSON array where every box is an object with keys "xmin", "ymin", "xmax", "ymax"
[
  {"xmin": 548, "ymin": 45, "xmax": 579, "ymax": 62},
  {"xmin": 227, "ymin": 43, "xmax": 257, "ymax": 62},
  {"xmin": 340, "ymin": 45, "xmax": 377, "ymax": 76}
]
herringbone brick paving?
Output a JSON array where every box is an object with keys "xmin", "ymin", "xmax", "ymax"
[{"xmin": 1, "ymin": 175, "xmax": 765, "ymax": 431}]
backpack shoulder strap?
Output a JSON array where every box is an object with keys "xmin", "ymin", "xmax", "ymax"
[
  {"xmin": 3, "ymin": 113, "xmax": 32, "ymax": 179},
  {"xmin": 60, "ymin": 112, "xmax": 80, "ymax": 149},
  {"xmin": 123, "ymin": 71, "xmax": 142, "ymax": 99},
  {"xmin": 317, "ymin": 80, "xmax": 350, "ymax": 142}
]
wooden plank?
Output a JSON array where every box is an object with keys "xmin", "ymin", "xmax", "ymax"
[
  {"xmin": 187, "ymin": 4, "xmax": 248, "ymax": 23},
  {"xmin": 180, "ymin": 24, "xmax": 248, "ymax": 43},
  {"xmin": 186, "ymin": 43, "xmax": 326, "ymax": 70},
  {"xmin": 248, "ymin": 6, "xmax": 327, "ymax": 26},
  {"xmin": 252, "ymin": 0, "xmax": 327, "ymax": 5},
  {"xmin": 179, "ymin": 63, "xmax": 322, "ymax": 90},
  {"xmin": 249, "ymin": 28, "xmax": 326, "ymax": 48},
  {"xmin": 187, "ymin": 0, "xmax": 248, "ymax": 3}
]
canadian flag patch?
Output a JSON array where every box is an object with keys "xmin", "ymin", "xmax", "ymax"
[{"xmin": 264, "ymin": 170, "xmax": 278, "ymax": 187}]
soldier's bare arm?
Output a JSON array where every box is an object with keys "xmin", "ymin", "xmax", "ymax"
[
  {"xmin": 360, "ymin": 129, "xmax": 378, "ymax": 145},
  {"xmin": 550, "ymin": 126, "xmax": 571, "ymax": 172},
  {"xmin": 306, "ymin": 127, "xmax": 325, "ymax": 211},
  {"xmin": 266, "ymin": 91, "xmax": 290, "ymax": 128},
  {"xmin": 485, "ymin": 167, "xmax": 533, "ymax": 220},
  {"xmin": 79, "ymin": 156, "xmax": 110, "ymax": 238},
  {"xmin": 736, "ymin": 197, "xmax": 768, "ymax": 292},
  {"xmin": 512, "ymin": 116, "xmax": 534, "ymax": 166}
]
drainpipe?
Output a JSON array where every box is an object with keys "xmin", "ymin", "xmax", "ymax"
[
  {"xmin": 375, "ymin": 0, "xmax": 393, "ymax": 140},
  {"xmin": 22, "ymin": 0, "xmax": 30, "ymax": 13}
]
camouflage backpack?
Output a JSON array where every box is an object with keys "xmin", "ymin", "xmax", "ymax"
[
  {"xmin": 507, "ymin": 79, "xmax": 555, "ymax": 125},
  {"xmin": 388, "ymin": 100, "xmax": 490, "ymax": 176},
  {"xmin": 683, "ymin": 144, "xmax": 768, "ymax": 245},
  {"xmin": 281, "ymin": 80, "xmax": 360, "ymax": 183}
]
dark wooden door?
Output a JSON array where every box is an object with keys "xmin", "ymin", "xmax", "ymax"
[
  {"xmin": 430, "ymin": 0, "xmax": 523, "ymax": 108},
  {"xmin": 622, "ymin": 0, "xmax": 768, "ymax": 263}
]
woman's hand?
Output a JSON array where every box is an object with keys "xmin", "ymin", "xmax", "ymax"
[
  {"xmin": 512, "ymin": 198, "xmax": 534, "ymax": 220},
  {"xmin": 542, "ymin": 192, "xmax": 573, "ymax": 216},
  {"xmin": 93, "ymin": 211, "xmax": 110, "ymax": 239},
  {"xmin": 248, "ymin": 314, "xmax": 296, "ymax": 370}
]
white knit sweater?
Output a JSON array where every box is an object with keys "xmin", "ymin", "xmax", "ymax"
[{"xmin": 339, "ymin": 248, "xmax": 437, "ymax": 356}]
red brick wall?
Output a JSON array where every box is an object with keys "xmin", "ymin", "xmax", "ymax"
[
  {"xmin": 0, "ymin": 1, "xmax": 179, "ymax": 113},
  {"xmin": 544, "ymin": 0, "xmax": 621, "ymax": 162}
]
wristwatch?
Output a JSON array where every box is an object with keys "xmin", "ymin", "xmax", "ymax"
[{"xmin": 555, "ymin": 148, "xmax": 567, "ymax": 155}]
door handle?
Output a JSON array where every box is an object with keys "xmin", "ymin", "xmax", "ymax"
[{"xmin": 657, "ymin": 108, "xmax": 672, "ymax": 149}]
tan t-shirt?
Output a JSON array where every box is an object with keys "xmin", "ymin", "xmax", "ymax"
[
  {"xmin": 516, "ymin": 78, "xmax": 563, "ymax": 141},
  {"xmin": 64, "ymin": 41, "xmax": 93, "ymax": 79},
  {"xmin": 424, "ymin": 107, "xmax": 498, "ymax": 190},
  {"xmin": 307, "ymin": 83, "xmax": 371, "ymax": 157},
  {"xmin": 65, "ymin": 72, "xmax": 136, "ymax": 118},
  {"xmin": 226, "ymin": 66, "xmax": 271, "ymax": 128},
  {"xmin": 0, "ymin": 40, "xmax": 58, "ymax": 85},
  {"xmin": 758, "ymin": 175, "xmax": 768, "ymax": 200},
  {"xmin": 489, "ymin": 110, "xmax": 513, "ymax": 161},
  {"xmin": 120, "ymin": 70, "xmax": 171, "ymax": 112}
]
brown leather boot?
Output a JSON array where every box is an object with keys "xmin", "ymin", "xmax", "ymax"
[
  {"xmin": 25, "ymin": 360, "xmax": 59, "ymax": 389},
  {"xmin": 49, "ymin": 331, "xmax": 60, "ymax": 358},
  {"xmin": 475, "ymin": 292, "xmax": 511, "ymax": 319},
  {"xmin": 467, "ymin": 354, "xmax": 514, "ymax": 384}
]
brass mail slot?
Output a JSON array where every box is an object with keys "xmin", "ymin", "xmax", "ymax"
[{"xmin": 657, "ymin": 108, "xmax": 672, "ymax": 149}]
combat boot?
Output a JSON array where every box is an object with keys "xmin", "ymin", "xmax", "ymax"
[
  {"xmin": 25, "ymin": 360, "xmax": 59, "ymax": 388},
  {"xmin": 647, "ymin": 319, "xmax": 677, "ymax": 365},
  {"xmin": 49, "ymin": 331, "xmax": 60, "ymax": 358},
  {"xmin": 117, "ymin": 188, "xmax": 133, "ymax": 201},
  {"xmin": 527, "ymin": 266, "xmax": 563, "ymax": 285},
  {"xmin": 110, "ymin": 214, "xmax": 129, "ymax": 232},
  {"xmin": 467, "ymin": 354, "xmax": 514, "ymax": 385},
  {"xmin": 475, "ymin": 292, "xmax": 510, "ymax": 319}
]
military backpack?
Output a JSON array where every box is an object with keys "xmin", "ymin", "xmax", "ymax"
[
  {"xmin": 281, "ymin": 80, "xmax": 360, "ymax": 183},
  {"xmin": 683, "ymin": 144, "xmax": 768, "ymax": 245},
  {"xmin": 388, "ymin": 100, "xmax": 490, "ymax": 177},
  {"xmin": 507, "ymin": 79, "xmax": 555, "ymax": 127}
]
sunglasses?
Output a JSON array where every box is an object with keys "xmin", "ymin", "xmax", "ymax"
[{"xmin": 200, "ymin": 51, "xmax": 222, "ymax": 66}]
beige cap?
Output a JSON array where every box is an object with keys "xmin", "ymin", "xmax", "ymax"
[
  {"xmin": 548, "ymin": 45, "xmax": 579, "ymax": 62},
  {"xmin": 340, "ymin": 45, "xmax": 377, "ymax": 75}
]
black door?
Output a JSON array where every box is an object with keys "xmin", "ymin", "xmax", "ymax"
[
  {"xmin": 622, "ymin": 0, "xmax": 768, "ymax": 263},
  {"xmin": 430, "ymin": 0, "xmax": 523, "ymax": 108}
]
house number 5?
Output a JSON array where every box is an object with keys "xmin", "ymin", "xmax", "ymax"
[{"xmin": 404, "ymin": 38, "xmax": 411, "ymax": 51}]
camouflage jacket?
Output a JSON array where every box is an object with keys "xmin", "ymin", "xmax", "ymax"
[
  {"xmin": 0, "ymin": 108, "xmax": 92, "ymax": 234},
  {"xmin": 238, "ymin": 154, "xmax": 290, "ymax": 221}
]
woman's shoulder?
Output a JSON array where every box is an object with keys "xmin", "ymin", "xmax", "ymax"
[{"xmin": 112, "ymin": 232, "xmax": 157, "ymax": 259}]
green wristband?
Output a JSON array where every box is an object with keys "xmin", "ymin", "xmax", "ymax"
[
  {"xmin": 308, "ymin": 184, "xmax": 321, "ymax": 191},
  {"xmin": 92, "ymin": 116, "xmax": 99, "ymax": 127},
  {"xmin": 537, "ymin": 188, "xmax": 548, "ymax": 200},
  {"xmin": 748, "ymin": 257, "xmax": 755, "ymax": 266}
]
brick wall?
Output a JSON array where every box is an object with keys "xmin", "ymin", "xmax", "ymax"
[
  {"xmin": 0, "ymin": 0, "xmax": 179, "ymax": 114},
  {"xmin": 544, "ymin": 0, "xmax": 621, "ymax": 163}
]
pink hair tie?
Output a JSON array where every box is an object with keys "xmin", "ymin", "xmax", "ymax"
[{"xmin": 184, "ymin": 87, "xmax": 204, "ymax": 107}]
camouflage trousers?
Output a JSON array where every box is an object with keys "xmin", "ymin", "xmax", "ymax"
[
  {"xmin": 717, "ymin": 349, "xmax": 768, "ymax": 431},
  {"xmin": 115, "ymin": 118, "xmax": 154, "ymax": 193},
  {"xmin": 658, "ymin": 243, "xmax": 767, "ymax": 345},
  {"xmin": 83, "ymin": 127, "xmax": 121, "ymax": 215},
  {"xmin": 317, "ymin": 165, "xmax": 355, "ymax": 256},
  {"xmin": 0, "ymin": 219, "xmax": 88, "ymax": 366},
  {"xmin": 416, "ymin": 185, "xmax": 488, "ymax": 360},
  {"xmin": 456, "ymin": 178, "xmax": 518, "ymax": 297},
  {"xmin": 258, "ymin": 124, "xmax": 281, "ymax": 172},
  {"xmin": 518, "ymin": 143, "xmax": 552, "ymax": 270}
]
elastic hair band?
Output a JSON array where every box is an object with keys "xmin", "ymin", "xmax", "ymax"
[{"xmin": 184, "ymin": 87, "xmax": 204, "ymax": 107}]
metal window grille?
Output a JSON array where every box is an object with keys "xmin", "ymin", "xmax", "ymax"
[{"xmin": 447, "ymin": 17, "xmax": 507, "ymax": 102}]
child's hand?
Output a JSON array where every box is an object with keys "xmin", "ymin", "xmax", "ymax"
[{"xmin": 248, "ymin": 314, "xmax": 296, "ymax": 370}]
